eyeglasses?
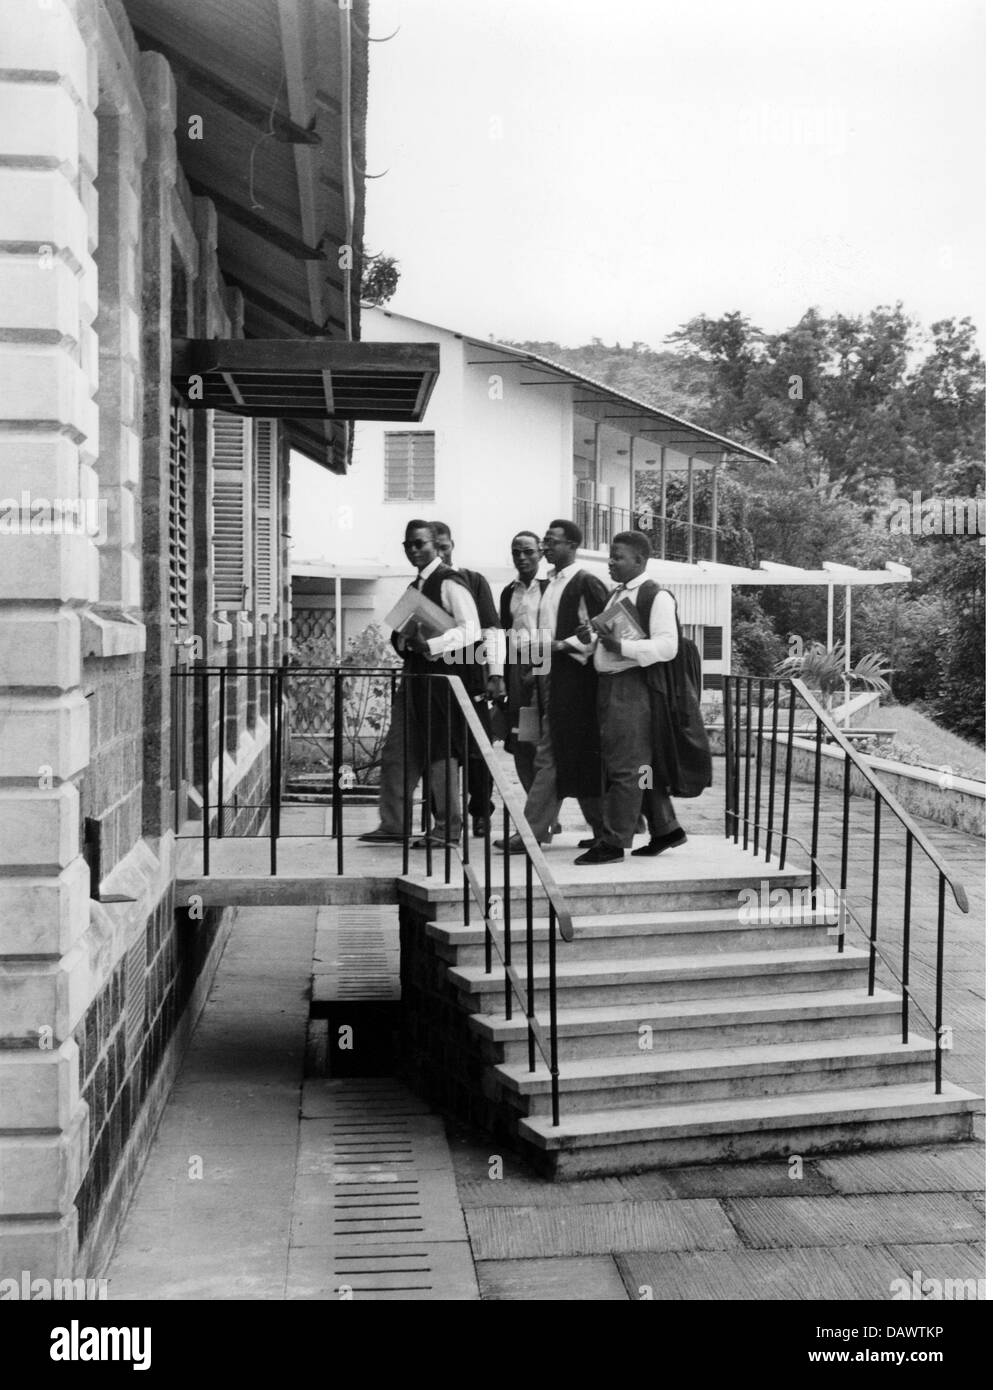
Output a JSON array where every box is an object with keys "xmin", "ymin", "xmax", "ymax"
[{"xmin": 404, "ymin": 538, "xmax": 430, "ymax": 549}]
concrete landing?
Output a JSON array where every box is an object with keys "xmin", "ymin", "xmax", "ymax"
[{"xmin": 102, "ymin": 907, "xmax": 477, "ymax": 1301}]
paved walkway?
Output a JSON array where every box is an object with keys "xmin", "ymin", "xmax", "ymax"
[{"xmin": 104, "ymin": 760, "xmax": 985, "ymax": 1301}]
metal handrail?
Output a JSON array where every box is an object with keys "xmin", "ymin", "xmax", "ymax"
[
  {"xmin": 435, "ymin": 674, "xmax": 574, "ymax": 943},
  {"xmin": 789, "ymin": 680, "xmax": 968, "ymax": 912}
]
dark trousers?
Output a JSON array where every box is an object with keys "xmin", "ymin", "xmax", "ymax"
[
  {"xmin": 466, "ymin": 693, "xmax": 494, "ymax": 820},
  {"xmin": 598, "ymin": 667, "xmax": 679, "ymax": 849}
]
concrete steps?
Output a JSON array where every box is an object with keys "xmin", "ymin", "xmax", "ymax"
[
  {"xmin": 451, "ymin": 945, "xmax": 871, "ymax": 1013},
  {"xmin": 518, "ymin": 1083, "xmax": 978, "ymax": 1178},
  {"xmin": 428, "ymin": 906, "xmax": 840, "ymax": 965},
  {"xmin": 491, "ymin": 1035, "xmax": 936, "ymax": 1116},
  {"xmin": 469, "ymin": 988, "xmax": 905, "ymax": 1063}
]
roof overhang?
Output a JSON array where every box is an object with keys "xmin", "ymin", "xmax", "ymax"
[
  {"xmin": 172, "ymin": 338, "xmax": 440, "ymax": 424},
  {"xmin": 460, "ymin": 335, "xmax": 776, "ymax": 468}
]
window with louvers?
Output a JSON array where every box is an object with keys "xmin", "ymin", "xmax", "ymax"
[
  {"xmin": 210, "ymin": 411, "xmax": 252, "ymax": 610},
  {"xmin": 168, "ymin": 402, "xmax": 191, "ymax": 628},
  {"xmin": 702, "ymin": 626, "xmax": 723, "ymax": 661},
  {"xmin": 254, "ymin": 419, "xmax": 279, "ymax": 613},
  {"xmin": 384, "ymin": 431, "xmax": 435, "ymax": 502}
]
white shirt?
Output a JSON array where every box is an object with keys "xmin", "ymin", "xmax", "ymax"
[
  {"xmin": 534, "ymin": 561, "xmax": 592, "ymax": 665},
  {"xmin": 593, "ymin": 574, "xmax": 679, "ymax": 674},
  {"xmin": 455, "ymin": 565, "xmax": 504, "ymax": 676},
  {"xmin": 409, "ymin": 557, "xmax": 482, "ymax": 658}
]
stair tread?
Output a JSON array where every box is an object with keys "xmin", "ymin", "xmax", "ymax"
[
  {"xmin": 429, "ymin": 906, "xmax": 838, "ymax": 942},
  {"xmin": 520, "ymin": 1082, "xmax": 981, "ymax": 1146},
  {"xmin": 452, "ymin": 944, "xmax": 870, "ymax": 988},
  {"xmin": 495, "ymin": 1033, "xmax": 936, "ymax": 1089},
  {"xmin": 470, "ymin": 987, "xmax": 902, "ymax": 1038}
]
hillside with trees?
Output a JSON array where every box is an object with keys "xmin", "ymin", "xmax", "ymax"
[{"xmin": 511, "ymin": 307, "xmax": 985, "ymax": 744}]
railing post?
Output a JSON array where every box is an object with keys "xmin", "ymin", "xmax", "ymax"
[
  {"xmin": 838, "ymin": 753, "xmax": 851, "ymax": 952},
  {"xmin": 333, "ymin": 669, "xmax": 344, "ymax": 876},
  {"xmin": 753, "ymin": 679, "xmax": 765, "ymax": 856},
  {"xmin": 424, "ymin": 675, "xmax": 433, "ymax": 880},
  {"xmin": 765, "ymin": 683, "xmax": 779, "ymax": 863},
  {"xmin": 901, "ymin": 831, "xmax": 913, "ymax": 1043},
  {"xmin": 742, "ymin": 678, "xmax": 753, "ymax": 852},
  {"xmin": 935, "ymin": 876, "xmax": 946, "ymax": 1094},
  {"xmin": 275, "ymin": 662, "xmax": 285, "ymax": 844},
  {"xmin": 444, "ymin": 682, "xmax": 453, "ymax": 885},
  {"xmin": 779, "ymin": 685, "xmax": 796, "ymax": 871},
  {"xmin": 200, "ymin": 664, "xmax": 210, "ymax": 876},
  {"xmin": 483, "ymin": 781, "xmax": 492, "ymax": 976},
  {"xmin": 268, "ymin": 669, "xmax": 278, "ymax": 876},
  {"xmin": 217, "ymin": 666, "xmax": 227, "ymax": 838},
  {"xmin": 402, "ymin": 676, "xmax": 410, "ymax": 877},
  {"xmin": 462, "ymin": 710, "xmax": 470, "ymax": 927},
  {"xmin": 868, "ymin": 790, "xmax": 881, "ymax": 995},
  {"xmin": 525, "ymin": 857, "xmax": 536, "ymax": 1073},
  {"xmin": 723, "ymin": 677, "xmax": 734, "ymax": 839},
  {"xmin": 733, "ymin": 676, "xmax": 742, "ymax": 845},
  {"xmin": 549, "ymin": 904, "xmax": 560, "ymax": 1127},
  {"xmin": 810, "ymin": 722, "xmax": 823, "ymax": 906},
  {"xmin": 503, "ymin": 802, "xmax": 512, "ymax": 1021}
]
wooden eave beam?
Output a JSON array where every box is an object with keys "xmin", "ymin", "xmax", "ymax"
[
  {"xmin": 173, "ymin": 339, "xmax": 441, "ymax": 377},
  {"xmin": 131, "ymin": 27, "xmax": 321, "ymax": 144},
  {"xmin": 186, "ymin": 178, "xmax": 326, "ymax": 261}
]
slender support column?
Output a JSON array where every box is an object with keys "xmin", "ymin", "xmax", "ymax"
[
  {"xmin": 686, "ymin": 456, "xmax": 695, "ymax": 563},
  {"xmin": 659, "ymin": 449, "xmax": 667, "ymax": 559}
]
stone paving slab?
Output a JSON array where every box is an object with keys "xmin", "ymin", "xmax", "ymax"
[
  {"xmin": 114, "ymin": 1143, "xmax": 299, "ymax": 1214},
  {"xmin": 298, "ymin": 1116, "xmax": 456, "ymax": 1172},
  {"xmin": 816, "ymin": 1145, "xmax": 986, "ymax": 1194},
  {"xmin": 458, "ymin": 1176, "xmax": 633, "ymax": 1207},
  {"xmin": 884, "ymin": 1242, "xmax": 986, "ymax": 1292},
  {"xmin": 286, "ymin": 1241, "xmax": 478, "ymax": 1300},
  {"xmin": 615, "ymin": 1245, "xmax": 915, "ymax": 1301},
  {"xmin": 477, "ymin": 1256, "xmax": 630, "ymax": 1300},
  {"xmin": 465, "ymin": 1198, "xmax": 741, "ymax": 1259},
  {"xmin": 724, "ymin": 1192, "xmax": 984, "ymax": 1249},
  {"xmin": 625, "ymin": 1162, "xmax": 836, "ymax": 1200},
  {"xmin": 291, "ymin": 1168, "xmax": 469, "ymax": 1245},
  {"xmin": 302, "ymin": 1077, "xmax": 431, "ymax": 1119}
]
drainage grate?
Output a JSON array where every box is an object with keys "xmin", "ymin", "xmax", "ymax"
[{"xmin": 291, "ymin": 1080, "xmax": 478, "ymax": 1299}]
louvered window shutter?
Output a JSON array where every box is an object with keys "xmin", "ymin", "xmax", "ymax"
[
  {"xmin": 210, "ymin": 411, "xmax": 252, "ymax": 610},
  {"xmin": 168, "ymin": 401, "xmax": 191, "ymax": 628},
  {"xmin": 384, "ymin": 431, "xmax": 435, "ymax": 501},
  {"xmin": 254, "ymin": 418, "xmax": 279, "ymax": 614}
]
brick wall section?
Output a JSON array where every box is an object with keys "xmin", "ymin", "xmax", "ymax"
[
  {"xmin": 80, "ymin": 654, "xmax": 143, "ymax": 873},
  {"xmin": 398, "ymin": 903, "xmax": 510, "ymax": 1141},
  {"xmin": 0, "ymin": 0, "xmax": 102, "ymax": 1279}
]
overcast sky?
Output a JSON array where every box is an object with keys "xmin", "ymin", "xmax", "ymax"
[{"xmin": 363, "ymin": 0, "xmax": 986, "ymax": 349}]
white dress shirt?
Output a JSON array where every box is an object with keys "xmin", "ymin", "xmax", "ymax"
[
  {"xmin": 593, "ymin": 573, "xmax": 679, "ymax": 674},
  {"xmin": 534, "ymin": 561, "xmax": 592, "ymax": 664},
  {"xmin": 409, "ymin": 556, "xmax": 482, "ymax": 658}
]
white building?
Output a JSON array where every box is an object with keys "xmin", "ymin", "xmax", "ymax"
[{"xmin": 291, "ymin": 308, "xmax": 777, "ymax": 686}]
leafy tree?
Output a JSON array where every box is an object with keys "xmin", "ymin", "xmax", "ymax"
[{"xmin": 361, "ymin": 252, "xmax": 400, "ymax": 306}]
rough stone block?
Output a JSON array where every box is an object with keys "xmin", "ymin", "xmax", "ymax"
[
  {"xmin": 0, "ymin": 83, "xmax": 80, "ymax": 168},
  {"xmin": 0, "ymin": 1, "xmax": 89, "ymax": 104},
  {"xmin": 0, "ymin": 859, "xmax": 90, "ymax": 957},
  {"xmin": 0, "ymin": 606, "xmax": 81, "ymax": 689},
  {"xmin": 0, "ymin": 939, "xmax": 90, "ymax": 1041},
  {"xmin": 0, "ymin": 1040, "xmax": 80, "ymax": 1129},
  {"xmin": 0, "ymin": 783, "xmax": 80, "ymax": 870},
  {"xmin": 0, "ymin": 433, "xmax": 81, "ymax": 500},
  {"xmin": 0, "ymin": 530, "xmax": 98, "ymax": 603},
  {"xmin": 0, "ymin": 167, "xmax": 87, "ymax": 255},
  {"xmin": 0, "ymin": 346, "xmax": 97, "ymax": 438},
  {"xmin": 0, "ymin": 1215, "xmax": 78, "ymax": 1284},
  {"xmin": 0, "ymin": 691, "xmax": 89, "ymax": 780},
  {"xmin": 0, "ymin": 1104, "xmax": 88, "ymax": 1218},
  {"xmin": 0, "ymin": 257, "xmax": 80, "ymax": 338}
]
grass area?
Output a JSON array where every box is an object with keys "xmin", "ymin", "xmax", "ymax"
[{"xmin": 872, "ymin": 703, "xmax": 986, "ymax": 781}]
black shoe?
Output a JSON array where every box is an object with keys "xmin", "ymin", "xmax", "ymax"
[
  {"xmin": 358, "ymin": 828, "xmax": 406, "ymax": 843},
  {"xmin": 574, "ymin": 844, "xmax": 624, "ymax": 865},
  {"xmin": 631, "ymin": 829, "xmax": 688, "ymax": 857},
  {"xmin": 577, "ymin": 837, "xmax": 598, "ymax": 849},
  {"xmin": 472, "ymin": 817, "xmax": 489, "ymax": 837}
]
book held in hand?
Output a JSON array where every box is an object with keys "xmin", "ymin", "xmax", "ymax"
[
  {"xmin": 591, "ymin": 595, "xmax": 646, "ymax": 643},
  {"xmin": 383, "ymin": 586, "xmax": 453, "ymax": 640}
]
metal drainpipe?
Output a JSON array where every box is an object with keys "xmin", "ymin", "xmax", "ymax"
[{"xmin": 338, "ymin": 1, "xmax": 356, "ymax": 343}]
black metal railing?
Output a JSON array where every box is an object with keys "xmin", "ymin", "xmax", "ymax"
[
  {"xmin": 572, "ymin": 496, "xmax": 730, "ymax": 562},
  {"xmin": 171, "ymin": 662, "xmax": 572, "ymax": 1124},
  {"xmin": 723, "ymin": 675, "xmax": 970, "ymax": 1095}
]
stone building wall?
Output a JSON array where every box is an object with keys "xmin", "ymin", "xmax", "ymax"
[{"xmin": 0, "ymin": 0, "xmax": 285, "ymax": 1280}]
